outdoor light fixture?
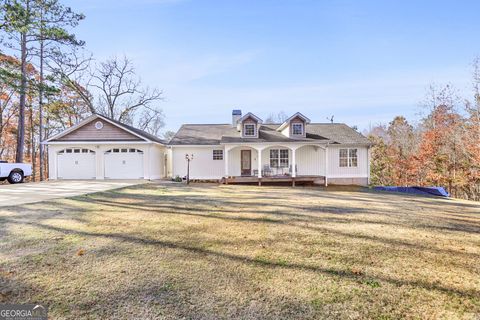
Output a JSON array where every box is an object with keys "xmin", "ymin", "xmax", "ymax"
[{"xmin": 185, "ymin": 154, "xmax": 194, "ymax": 184}]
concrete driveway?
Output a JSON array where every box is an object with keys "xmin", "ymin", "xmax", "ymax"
[{"xmin": 0, "ymin": 180, "xmax": 144, "ymax": 207}]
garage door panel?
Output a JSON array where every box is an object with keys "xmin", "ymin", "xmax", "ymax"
[
  {"xmin": 104, "ymin": 149, "xmax": 144, "ymax": 179},
  {"xmin": 57, "ymin": 149, "xmax": 96, "ymax": 179}
]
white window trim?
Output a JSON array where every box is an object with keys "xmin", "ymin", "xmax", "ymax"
[
  {"xmin": 269, "ymin": 148, "xmax": 289, "ymax": 168},
  {"xmin": 339, "ymin": 148, "xmax": 358, "ymax": 168},
  {"xmin": 243, "ymin": 123, "xmax": 256, "ymax": 137},
  {"xmin": 291, "ymin": 123, "xmax": 304, "ymax": 135}
]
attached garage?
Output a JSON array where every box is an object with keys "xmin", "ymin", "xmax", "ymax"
[
  {"xmin": 57, "ymin": 148, "xmax": 96, "ymax": 179},
  {"xmin": 104, "ymin": 148, "xmax": 144, "ymax": 179},
  {"xmin": 44, "ymin": 114, "xmax": 167, "ymax": 180}
]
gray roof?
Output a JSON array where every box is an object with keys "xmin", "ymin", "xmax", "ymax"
[{"xmin": 169, "ymin": 123, "xmax": 370, "ymax": 145}]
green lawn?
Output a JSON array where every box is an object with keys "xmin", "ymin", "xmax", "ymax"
[{"xmin": 0, "ymin": 183, "xmax": 479, "ymax": 319}]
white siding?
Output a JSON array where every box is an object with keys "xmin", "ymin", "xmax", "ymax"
[
  {"xmin": 172, "ymin": 146, "xmax": 225, "ymax": 179},
  {"xmin": 149, "ymin": 144, "xmax": 166, "ymax": 179},
  {"xmin": 327, "ymin": 146, "xmax": 369, "ymax": 178},
  {"xmin": 296, "ymin": 145, "xmax": 325, "ymax": 176},
  {"xmin": 166, "ymin": 148, "xmax": 173, "ymax": 178}
]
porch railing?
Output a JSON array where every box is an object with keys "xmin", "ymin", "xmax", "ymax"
[{"xmin": 252, "ymin": 165, "xmax": 297, "ymax": 177}]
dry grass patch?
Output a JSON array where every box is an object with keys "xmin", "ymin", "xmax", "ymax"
[{"xmin": 0, "ymin": 183, "xmax": 479, "ymax": 319}]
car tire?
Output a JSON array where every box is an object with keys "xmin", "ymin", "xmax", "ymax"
[{"xmin": 7, "ymin": 171, "xmax": 24, "ymax": 184}]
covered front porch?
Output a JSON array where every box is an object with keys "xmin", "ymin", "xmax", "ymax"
[{"xmin": 222, "ymin": 143, "xmax": 329, "ymax": 186}]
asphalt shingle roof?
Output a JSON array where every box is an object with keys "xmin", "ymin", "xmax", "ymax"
[{"xmin": 169, "ymin": 123, "xmax": 370, "ymax": 145}]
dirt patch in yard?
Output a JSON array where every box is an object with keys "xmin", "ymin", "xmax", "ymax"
[{"xmin": 0, "ymin": 183, "xmax": 479, "ymax": 319}]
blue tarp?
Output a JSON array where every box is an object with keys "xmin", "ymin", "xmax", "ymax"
[{"xmin": 374, "ymin": 186, "xmax": 450, "ymax": 197}]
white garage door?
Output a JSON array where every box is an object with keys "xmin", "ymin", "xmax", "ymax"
[
  {"xmin": 104, "ymin": 148, "xmax": 144, "ymax": 179},
  {"xmin": 57, "ymin": 148, "xmax": 96, "ymax": 179}
]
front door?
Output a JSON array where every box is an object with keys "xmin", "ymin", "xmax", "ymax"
[{"xmin": 241, "ymin": 150, "xmax": 251, "ymax": 176}]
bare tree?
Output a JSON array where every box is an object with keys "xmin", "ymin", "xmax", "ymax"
[
  {"xmin": 47, "ymin": 46, "xmax": 94, "ymax": 113},
  {"xmin": 162, "ymin": 130, "xmax": 176, "ymax": 142},
  {"xmin": 90, "ymin": 56, "xmax": 163, "ymax": 124},
  {"xmin": 136, "ymin": 107, "xmax": 165, "ymax": 136},
  {"xmin": 57, "ymin": 55, "xmax": 165, "ymax": 134},
  {"xmin": 265, "ymin": 111, "xmax": 288, "ymax": 124}
]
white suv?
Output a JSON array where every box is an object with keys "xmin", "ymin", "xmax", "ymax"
[{"xmin": 0, "ymin": 161, "xmax": 33, "ymax": 184}]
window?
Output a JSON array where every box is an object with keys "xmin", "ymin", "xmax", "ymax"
[
  {"xmin": 349, "ymin": 149, "xmax": 358, "ymax": 167},
  {"xmin": 60, "ymin": 148, "xmax": 94, "ymax": 154},
  {"xmin": 292, "ymin": 123, "xmax": 304, "ymax": 135},
  {"xmin": 244, "ymin": 124, "xmax": 256, "ymax": 136},
  {"xmin": 213, "ymin": 150, "xmax": 223, "ymax": 160},
  {"xmin": 270, "ymin": 148, "xmax": 289, "ymax": 168},
  {"xmin": 95, "ymin": 121, "xmax": 104, "ymax": 130},
  {"xmin": 339, "ymin": 148, "xmax": 358, "ymax": 167},
  {"xmin": 106, "ymin": 148, "xmax": 143, "ymax": 154}
]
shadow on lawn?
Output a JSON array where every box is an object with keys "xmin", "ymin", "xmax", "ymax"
[
  {"xmin": 84, "ymin": 185, "xmax": 480, "ymax": 236},
  {"xmin": 1, "ymin": 215, "xmax": 478, "ymax": 301},
  {"xmin": 1, "ymin": 184, "xmax": 479, "ymax": 306},
  {"xmin": 72, "ymin": 196, "xmax": 480, "ymax": 261}
]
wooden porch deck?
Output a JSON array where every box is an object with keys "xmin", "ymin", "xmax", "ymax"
[{"xmin": 221, "ymin": 175, "xmax": 326, "ymax": 186}]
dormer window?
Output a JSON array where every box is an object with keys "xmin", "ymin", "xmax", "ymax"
[
  {"xmin": 237, "ymin": 112, "xmax": 262, "ymax": 138},
  {"xmin": 244, "ymin": 124, "xmax": 256, "ymax": 136},
  {"xmin": 277, "ymin": 112, "xmax": 311, "ymax": 138},
  {"xmin": 292, "ymin": 123, "xmax": 304, "ymax": 135}
]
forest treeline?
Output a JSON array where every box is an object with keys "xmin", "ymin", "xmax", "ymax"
[{"xmin": 366, "ymin": 66, "xmax": 480, "ymax": 201}]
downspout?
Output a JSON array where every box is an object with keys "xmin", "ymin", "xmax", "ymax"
[{"xmin": 325, "ymin": 142, "xmax": 330, "ymax": 187}]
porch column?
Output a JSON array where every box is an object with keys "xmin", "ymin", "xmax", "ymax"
[
  {"xmin": 257, "ymin": 149, "xmax": 262, "ymax": 178},
  {"xmin": 291, "ymin": 148, "xmax": 296, "ymax": 178}
]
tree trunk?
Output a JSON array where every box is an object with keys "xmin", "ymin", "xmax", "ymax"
[
  {"xmin": 15, "ymin": 31, "xmax": 27, "ymax": 163},
  {"xmin": 30, "ymin": 106, "xmax": 36, "ymax": 181},
  {"xmin": 39, "ymin": 37, "xmax": 44, "ymax": 180}
]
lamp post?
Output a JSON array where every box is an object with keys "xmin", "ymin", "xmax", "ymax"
[{"xmin": 185, "ymin": 154, "xmax": 193, "ymax": 184}]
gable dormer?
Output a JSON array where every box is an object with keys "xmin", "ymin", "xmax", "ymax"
[
  {"xmin": 277, "ymin": 112, "xmax": 311, "ymax": 139},
  {"xmin": 236, "ymin": 112, "xmax": 263, "ymax": 138}
]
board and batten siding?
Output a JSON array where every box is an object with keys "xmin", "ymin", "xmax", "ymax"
[
  {"xmin": 295, "ymin": 145, "xmax": 325, "ymax": 176},
  {"xmin": 327, "ymin": 145, "xmax": 369, "ymax": 178},
  {"xmin": 172, "ymin": 146, "xmax": 225, "ymax": 179},
  {"xmin": 54, "ymin": 120, "xmax": 142, "ymax": 141}
]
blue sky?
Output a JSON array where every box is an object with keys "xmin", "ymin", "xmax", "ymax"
[{"xmin": 64, "ymin": 0, "xmax": 480, "ymax": 133}]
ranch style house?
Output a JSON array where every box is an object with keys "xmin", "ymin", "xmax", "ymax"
[{"xmin": 43, "ymin": 110, "xmax": 372, "ymax": 186}]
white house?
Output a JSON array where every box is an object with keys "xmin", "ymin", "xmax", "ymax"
[
  {"xmin": 168, "ymin": 110, "xmax": 371, "ymax": 186},
  {"xmin": 44, "ymin": 110, "xmax": 371, "ymax": 186}
]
